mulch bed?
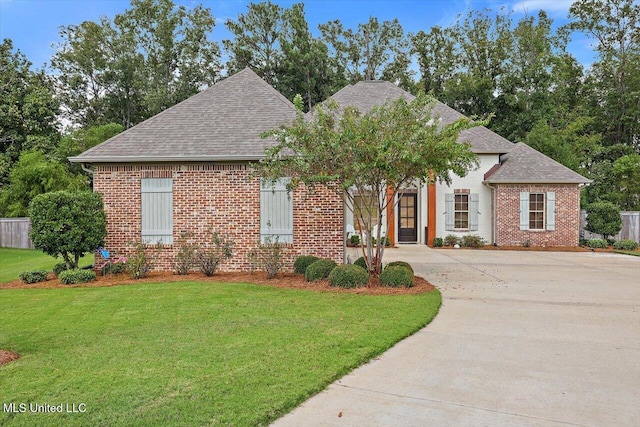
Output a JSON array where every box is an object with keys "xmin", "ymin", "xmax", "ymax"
[
  {"xmin": 0, "ymin": 271, "xmax": 435, "ymax": 295},
  {"xmin": 0, "ymin": 350, "xmax": 20, "ymax": 367}
]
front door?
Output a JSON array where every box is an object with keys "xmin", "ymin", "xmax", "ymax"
[{"xmin": 398, "ymin": 193, "xmax": 418, "ymax": 242}]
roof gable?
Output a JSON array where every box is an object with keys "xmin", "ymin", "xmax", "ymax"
[
  {"xmin": 484, "ymin": 142, "xmax": 591, "ymax": 184},
  {"xmin": 314, "ymin": 80, "xmax": 514, "ymax": 154},
  {"xmin": 70, "ymin": 68, "xmax": 297, "ymax": 163}
]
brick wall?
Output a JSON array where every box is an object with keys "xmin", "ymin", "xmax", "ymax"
[
  {"xmin": 493, "ymin": 184, "xmax": 581, "ymax": 247},
  {"xmin": 93, "ymin": 163, "xmax": 344, "ymax": 272}
]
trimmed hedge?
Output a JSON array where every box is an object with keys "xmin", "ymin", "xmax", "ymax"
[
  {"xmin": 305, "ymin": 259, "xmax": 337, "ymax": 282},
  {"xmin": 328, "ymin": 264, "xmax": 368, "ymax": 288},
  {"xmin": 53, "ymin": 262, "xmax": 68, "ymax": 277},
  {"xmin": 293, "ymin": 255, "xmax": 320, "ymax": 274},
  {"xmin": 379, "ymin": 266, "xmax": 414, "ymax": 288},
  {"xmin": 613, "ymin": 239, "xmax": 638, "ymax": 250},
  {"xmin": 385, "ymin": 261, "xmax": 414, "ymax": 274},
  {"xmin": 354, "ymin": 256, "xmax": 367, "ymax": 270},
  {"xmin": 586, "ymin": 238, "xmax": 608, "ymax": 249},
  {"xmin": 19, "ymin": 270, "xmax": 49, "ymax": 284},
  {"xmin": 59, "ymin": 269, "xmax": 96, "ymax": 285}
]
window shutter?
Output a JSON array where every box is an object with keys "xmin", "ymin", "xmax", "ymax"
[
  {"xmin": 260, "ymin": 178, "xmax": 293, "ymax": 243},
  {"xmin": 546, "ymin": 192, "xmax": 556, "ymax": 231},
  {"xmin": 141, "ymin": 178, "xmax": 173, "ymax": 244},
  {"xmin": 445, "ymin": 194, "xmax": 454, "ymax": 231},
  {"xmin": 520, "ymin": 191, "xmax": 529, "ymax": 231},
  {"xmin": 470, "ymin": 193, "xmax": 479, "ymax": 231}
]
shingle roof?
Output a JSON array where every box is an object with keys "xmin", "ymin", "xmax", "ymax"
[
  {"xmin": 484, "ymin": 142, "xmax": 591, "ymax": 184},
  {"xmin": 69, "ymin": 68, "xmax": 297, "ymax": 163},
  {"xmin": 315, "ymin": 80, "xmax": 514, "ymax": 154}
]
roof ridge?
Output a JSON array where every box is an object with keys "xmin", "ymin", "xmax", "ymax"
[{"xmin": 241, "ymin": 67, "xmax": 297, "ymax": 113}]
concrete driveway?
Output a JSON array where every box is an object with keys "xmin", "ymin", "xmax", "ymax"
[{"xmin": 273, "ymin": 247, "xmax": 640, "ymax": 426}]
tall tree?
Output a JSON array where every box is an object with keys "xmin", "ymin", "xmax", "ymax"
[
  {"xmin": 223, "ymin": 1, "xmax": 285, "ymax": 85},
  {"xmin": 319, "ymin": 17, "xmax": 412, "ymax": 87},
  {"xmin": 52, "ymin": 0, "xmax": 221, "ymax": 128},
  {"xmin": 568, "ymin": 0, "xmax": 640, "ymax": 151},
  {"xmin": 0, "ymin": 39, "xmax": 59, "ymax": 185}
]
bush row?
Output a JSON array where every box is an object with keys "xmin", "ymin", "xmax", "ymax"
[
  {"xmin": 58, "ymin": 269, "xmax": 96, "ymax": 285},
  {"xmin": 441, "ymin": 234, "xmax": 485, "ymax": 248}
]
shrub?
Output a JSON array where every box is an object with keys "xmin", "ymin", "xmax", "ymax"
[
  {"xmin": 522, "ymin": 240, "xmax": 531, "ymax": 248},
  {"xmin": 585, "ymin": 201, "xmax": 622, "ymax": 240},
  {"xmin": 444, "ymin": 234, "xmax": 459, "ymax": 246},
  {"xmin": 29, "ymin": 191, "xmax": 107, "ymax": 269},
  {"xmin": 613, "ymin": 239, "xmax": 638, "ymax": 250},
  {"xmin": 126, "ymin": 241, "xmax": 162, "ymax": 279},
  {"xmin": 385, "ymin": 261, "xmax": 414, "ymax": 274},
  {"xmin": 349, "ymin": 235, "xmax": 360, "ymax": 246},
  {"xmin": 173, "ymin": 232, "xmax": 198, "ymax": 275},
  {"xmin": 53, "ymin": 262, "xmax": 68, "ymax": 277},
  {"xmin": 433, "ymin": 237, "xmax": 443, "ymax": 247},
  {"xmin": 18, "ymin": 270, "xmax": 48, "ymax": 284},
  {"xmin": 293, "ymin": 255, "xmax": 320, "ymax": 274},
  {"xmin": 354, "ymin": 256, "xmax": 368, "ymax": 270},
  {"xmin": 328, "ymin": 264, "xmax": 368, "ymax": 288},
  {"xmin": 461, "ymin": 235, "xmax": 485, "ymax": 248},
  {"xmin": 586, "ymin": 238, "xmax": 608, "ymax": 249},
  {"xmin": 58, "ymin": 269, "xmax": 96, "ymax": 285},
  {"xmin": 379, "ymin": 266, "xmax": 414, "ymax": 288},
  {"xmin": 247, "ymin": 237, "xmax": 284, "ymax": 279},
  {"xmin": 101, "ymin": 260, "xmax": 127, "ymax": 276},
  {"xmin": 197, "ymin": 232, "xmax": 234, "ymax": 277},
  {"xmin": 305, "ymin": 259, "xmax": 337, "ymax": 282}
]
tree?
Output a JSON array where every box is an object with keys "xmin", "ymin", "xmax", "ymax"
[
  {"xmin": 0, "ymin": 150, "xmax": 86, "ymax": 217},
  {"xmin": 52, "ymin": 0, "xmax": 221, "ymax": 128},
  {"xmin": 612, "ymin": 154, "xmax": 640, "ymax": 210},
  {"xmin": 223, "ymin": 1, "xmax": 285, "ymax": 85},
  {"xmin": 57, "ymin": 123, "xmax": 124, "ymax": 176},
  {"xmin": 584, "ymin": 201, "xmax": 622, "ymax": 240},
  {"xmin": 319, "ymin": 17, "xmax": 412, "ymax": 87},
  {"xmin": 29, "ymin": 191, "xmax": 107, "ymax": 269},
  {"xmin": 257, "ymin": 94, "xmax": 480, "ymax": 276},
  {"xmin": 0, "ymin": 39, "xmax": 60, "ymax": 184},
  {"xmin": 568, "ymin": 0, "xmax": 640, "ymax": 151}
]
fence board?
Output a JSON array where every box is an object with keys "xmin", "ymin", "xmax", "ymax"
[
  {"xmin": 0, "ymin": 218, "xmax": 34, "ymax": 249},
  {"xmin": 580, "ymin": 211, "xmax": 640, "ymax": 243}
]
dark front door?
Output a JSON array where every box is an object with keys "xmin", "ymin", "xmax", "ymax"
[{"xmin": 398, "ymin": 193, "xmax": 418, "ymax": 242}]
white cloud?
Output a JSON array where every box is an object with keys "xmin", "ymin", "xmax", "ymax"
[{"xmin": 511, "ymin": 0, "xmax": 574, "ymax": 14}]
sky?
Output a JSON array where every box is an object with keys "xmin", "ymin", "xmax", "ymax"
[{"xmin": 0, "ymin": 0, "xmax": 596, "ymax": 71}]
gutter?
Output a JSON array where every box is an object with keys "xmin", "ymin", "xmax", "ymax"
[{"xmin": 68, "ymin": 155, "xmax": 266, "ymax": 164}]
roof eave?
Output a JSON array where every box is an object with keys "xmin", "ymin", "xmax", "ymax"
[
  {"xmin": 68, "ymin": 155, "xmax": 264, "ymax": 164},
  {"xmin": 483, "ymin": 179, "xmax": 592, "ymax": 185}
]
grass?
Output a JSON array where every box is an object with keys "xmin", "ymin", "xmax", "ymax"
[
  {"xmin": 614, "ymin": 249, "xmax": 640, "ymax": 257},
  {"xmin": 0, "ymin": 281, "xmax": 441, "ymax": 426},
  {"xmin": 0, "ymin": 248, "xmax": 94, "ymax": 284}
]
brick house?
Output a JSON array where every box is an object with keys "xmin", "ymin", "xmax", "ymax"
[{"xmin": 70, "ymin": 68, "xmax": 590, "ymax": 271}]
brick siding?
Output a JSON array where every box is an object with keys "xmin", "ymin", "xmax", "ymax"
[
  {"xmin": 493, "ymin": 184, "xmax": 581, "ymax": 247},
  {"xmin": 93, "ymin": 164, "xmax": 344, "ymax": 272}
]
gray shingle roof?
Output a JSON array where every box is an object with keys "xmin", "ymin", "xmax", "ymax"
[
  {"xmin": 315, "ymin": 80, "xmax": 514, "ymax": 154},
  {"xmin": 69, "ymin": 68, "xmax": 297, "ymax": 163},
  {"xmin": 484, "ymin": 142, "xmax": 591, "ymax": 184}
]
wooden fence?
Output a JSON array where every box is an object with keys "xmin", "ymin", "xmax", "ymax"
[
  {"xmin": 580, "ymin": 211, "xmax": 640, "ymax": 243},
  {"xmin": 0, "ymin": 218, "xmax": 33, "ymax": 249}
]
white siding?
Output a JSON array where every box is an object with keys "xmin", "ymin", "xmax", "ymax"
[
  {"xmin": 141, "ymin": 178, "xmax": 173, "ymax": 244},
  {"xmin": 435, "ymin": 154, "xmax": 499, "ymax": 243}
]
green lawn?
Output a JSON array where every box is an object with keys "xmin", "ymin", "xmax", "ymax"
[
  {"xmin": 614, "ymin": 249, "xmax": 640, "ymax": 257},
  {"xmin": 0, "ymin": 281, "xmax": 441, "ymax": 426},
  {"xmin": 0, "ymin": 248, "xmax": 94, "ymax": 283}
]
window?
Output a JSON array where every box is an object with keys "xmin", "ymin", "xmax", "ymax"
[
  {"xmin": 519, "ymin": 191, "xmax": 555, "ymax": 231},
  {"xmin": 260, "ymin": 178, "xmax": 293, "ymax": 243},
  {"xmin": 529, "ymin": 193, "xmax": 545, "ymax": 230},
  {"xmin": 445, "ymin": 192, "xmax": 479, "ymax": 231},
  {"xmin": 454, "ymin": 194, "xmax": 469, "ymax": 229},
  {"xmin": 141, "ymin": 178, "xmax": 173, "ymax": 244},
  {"xmin": 353, "ymin": 194, "xmax": 380, "ymax": 229}
]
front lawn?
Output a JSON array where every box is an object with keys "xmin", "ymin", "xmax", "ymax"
[
  {"xmin": 0, "ymin": 248, "xmax": 94, "ymax": 284},
  {"xmin": 0, "ymin": 281, "xmax": 441, "ymax": 426}
]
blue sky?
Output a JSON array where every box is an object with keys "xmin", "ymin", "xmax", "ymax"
[{"xmin": 0, "ymin": 0, "xmax": 595, "ymax": 71}]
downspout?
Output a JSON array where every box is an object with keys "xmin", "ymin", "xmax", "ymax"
[
  {"xmin": 485, "ymin": 182, "xmax": 497, "ymax": 245},
  {"xmin": 80, "ymin": 163, "xmax": 94, "ymax": 176}
]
